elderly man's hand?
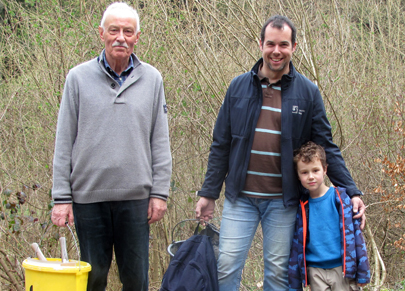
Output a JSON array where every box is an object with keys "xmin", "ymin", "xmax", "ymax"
[
  {"xmin": 147, "ymin": 198, "xmax": 167, "ymax": 224},
  {"xmin": 51, "ymin": 204, "xmax": 74, "ymax": 227},
  {"xmin": 352, "ymin": 196, "xmax": 366, "ymax": 230}
]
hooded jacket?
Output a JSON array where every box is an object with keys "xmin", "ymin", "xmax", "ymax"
[
  {"xmin": 288, "ymin": 187, "xmax": 370, "ymax": 289},
  {"xmin": 198, "ymin": 58, "xmax": 361, "ymax": 207}
]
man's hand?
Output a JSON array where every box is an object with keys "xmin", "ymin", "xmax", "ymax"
[
  {"xmin": 351, "ymin": 196, "xmax": 366, "ymax": 230},
  {"xmin": 195, "ymin": 197, "xmax": 215, "ymax": 224},
  {"xmin": 148, "ymin": 198, "xmax": 167, "ymax": 224},
  {"xmin": 51, "ymin": 204, "xmax": 74, "ymax": 227}
]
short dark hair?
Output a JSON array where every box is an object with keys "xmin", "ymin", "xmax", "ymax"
[
  {"xmin": 293, "ymin": 141, "xmax": 328, "ymax": 170},
  {"xmin": 260, "ymin": 15, "xmax": 297, "ymax": 45}
]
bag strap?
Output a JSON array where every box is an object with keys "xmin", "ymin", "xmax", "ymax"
[{"xmin": 171, "ymin": 219, "xmax": 219, "ymax": 243}]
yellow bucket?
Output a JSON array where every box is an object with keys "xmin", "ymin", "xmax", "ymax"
[{"xmin": 22, "ymin": 258, "xmax": 91, "ymax": 291}]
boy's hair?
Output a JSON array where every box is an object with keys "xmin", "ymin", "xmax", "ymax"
[{"xmin": 293, "ymin": 141, "xmax": 328, "ymax": 170}]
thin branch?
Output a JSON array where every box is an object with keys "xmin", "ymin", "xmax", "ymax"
[
  {"xmin": 0, "ymin": 255, "xmax": 23, "ymax": 291},
  {"xmin": 365, "ymin": 223, "xmax": 386, "ymax": 290}
]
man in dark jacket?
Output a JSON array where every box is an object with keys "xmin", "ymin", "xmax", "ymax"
[{"xmin": 195, "ymin": 15, "xmax": 366, "ymax": 291}]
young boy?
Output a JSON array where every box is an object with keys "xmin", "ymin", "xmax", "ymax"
[{"xmin": 288, "ymin": 141, "xmax": 370, "ymax": 291}]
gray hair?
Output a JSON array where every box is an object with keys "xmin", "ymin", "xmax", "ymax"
[{"xmin": 100, "ymin": 2, "xmax": 140, "ymax": 32}]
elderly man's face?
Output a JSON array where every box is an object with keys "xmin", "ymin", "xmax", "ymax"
[{"xmin": 99, "ymin": 14, "xmax": 140, "ymax": 65}]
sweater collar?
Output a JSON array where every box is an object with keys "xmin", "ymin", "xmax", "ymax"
[{"xmin": 98, "ymin": 50, "xmax": 141, "ymax": 72}]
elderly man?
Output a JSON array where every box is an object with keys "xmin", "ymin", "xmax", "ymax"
[
  {"xmin": 51, "ymin": 3, "xmax": 172, "ymax": 291},
  {"xmin": 195, "ymin": 15, "xmax": 365, "ymax": 291}
]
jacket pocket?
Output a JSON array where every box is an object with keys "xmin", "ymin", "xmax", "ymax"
[{"xmin": 230, "ymin": 97, "xmax": 255, "ymax": 137}]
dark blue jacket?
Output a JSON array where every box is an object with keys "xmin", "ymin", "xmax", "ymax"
[
  {"xmin": 198, "ymin": 59, "xmax": 361, "ymax": 207},
  {"xmin": 288, "ymin": 187, "xmax": 370, "ymax": 289},
  {"xmin": 160, "ymin": 235, "xmax": 219, "ymax": 291}
]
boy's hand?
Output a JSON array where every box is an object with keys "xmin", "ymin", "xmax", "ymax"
[{"xmin": 351, "ymin": 196, "xmax": 366, "ymax": 230}]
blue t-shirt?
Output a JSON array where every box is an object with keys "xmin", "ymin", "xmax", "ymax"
[{"xmin": 306, "ymin": 186, "xmax": 342, "ymax": 268}]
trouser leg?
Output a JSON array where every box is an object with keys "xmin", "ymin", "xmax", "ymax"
[
  {"xmin": 260, "ymin": 199, "xmax": 297, "ymax": 291},
  {"xmin": 73, "ymin": 202, "xmax": 113, "ymax": 291},
  {"xmin": 218, "ymin": 196, "xmax": 260, "ymax": 291},
  {"xmin": 113, "ymin": 199, "xmax": 149, "ymax": 291}
]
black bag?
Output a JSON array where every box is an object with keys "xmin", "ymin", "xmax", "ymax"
[
  {"xmin": 161, "ymin": 220, "xmax": 220, "ymax": 291},
  {"xmin": 167, "ymin": 220, "xmax": 220, "ymax": 260}
]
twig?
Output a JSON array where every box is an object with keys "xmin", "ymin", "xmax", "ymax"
[
  {"xmin": 0, "ymin": 255, "xmax": 23, "ymax": 291},
  {"xmin": 0, "ymin": 87, "xmax": 22, "ymax": 123},
  {"xmin": 365, "ymin": 200, "xmax": 398, "ymax": 209},
  {"xmin": 365, "ymin": 223, "xmax": 386, "ymax": 290}
]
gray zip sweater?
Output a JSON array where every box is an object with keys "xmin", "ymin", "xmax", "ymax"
[{"xmin": 52, "ymin": 51, "xmax": 172, "ymax": 204}]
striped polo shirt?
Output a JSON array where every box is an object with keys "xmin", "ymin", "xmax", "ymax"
[{"xmin": 242, "ymin": 67, "xmax": 282, "ymax": 199}]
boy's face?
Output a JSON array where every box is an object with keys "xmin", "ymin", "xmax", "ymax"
[{"xmin": 297, "ymin": 158, "xmax": 327, "ymax": 197}]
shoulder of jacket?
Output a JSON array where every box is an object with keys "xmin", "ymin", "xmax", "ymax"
[
  {"xmin": 231, "ymin": 71, "xmax": 252, "ymax": 83},
  {"xmin": 293, "ymin": 71, "xmax": 319, "ymax": 91},
  {"xmin": 226, "ymin": 72, "xmax": 255, "ymax": 93},
  {"xmin": 335, "ymin": 187, "xmax": 351, "ymax": 202}
]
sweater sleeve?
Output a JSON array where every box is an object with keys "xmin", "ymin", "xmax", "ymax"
[
  {"xmin": 149, "ymin": 79, "xmax": 172, "ymax": 198},
  {"xmin": 310, "ymin": 89, "xmax": 362, "ymax": 197},
  {"xmin": 51, "ymin": 71, "xmax": 78, "ymax": 203}
]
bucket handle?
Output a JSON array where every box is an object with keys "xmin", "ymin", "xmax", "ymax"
[{"xmin": 65, "ymin": 222, "xmax": 82, "ymax": 271}]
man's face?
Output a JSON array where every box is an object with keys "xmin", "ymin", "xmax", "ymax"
[
  {"xmin": 99, "ymin": 14, "xmax": 140, "ymax": 64},
  {"xmin": 260, "ymin": 24, "xmax": 297, "ymax": 78}
]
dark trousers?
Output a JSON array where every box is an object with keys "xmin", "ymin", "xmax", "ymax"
[{"xmin": 73, "ymin": 199, "xmax": 149, "ymax": 291}]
